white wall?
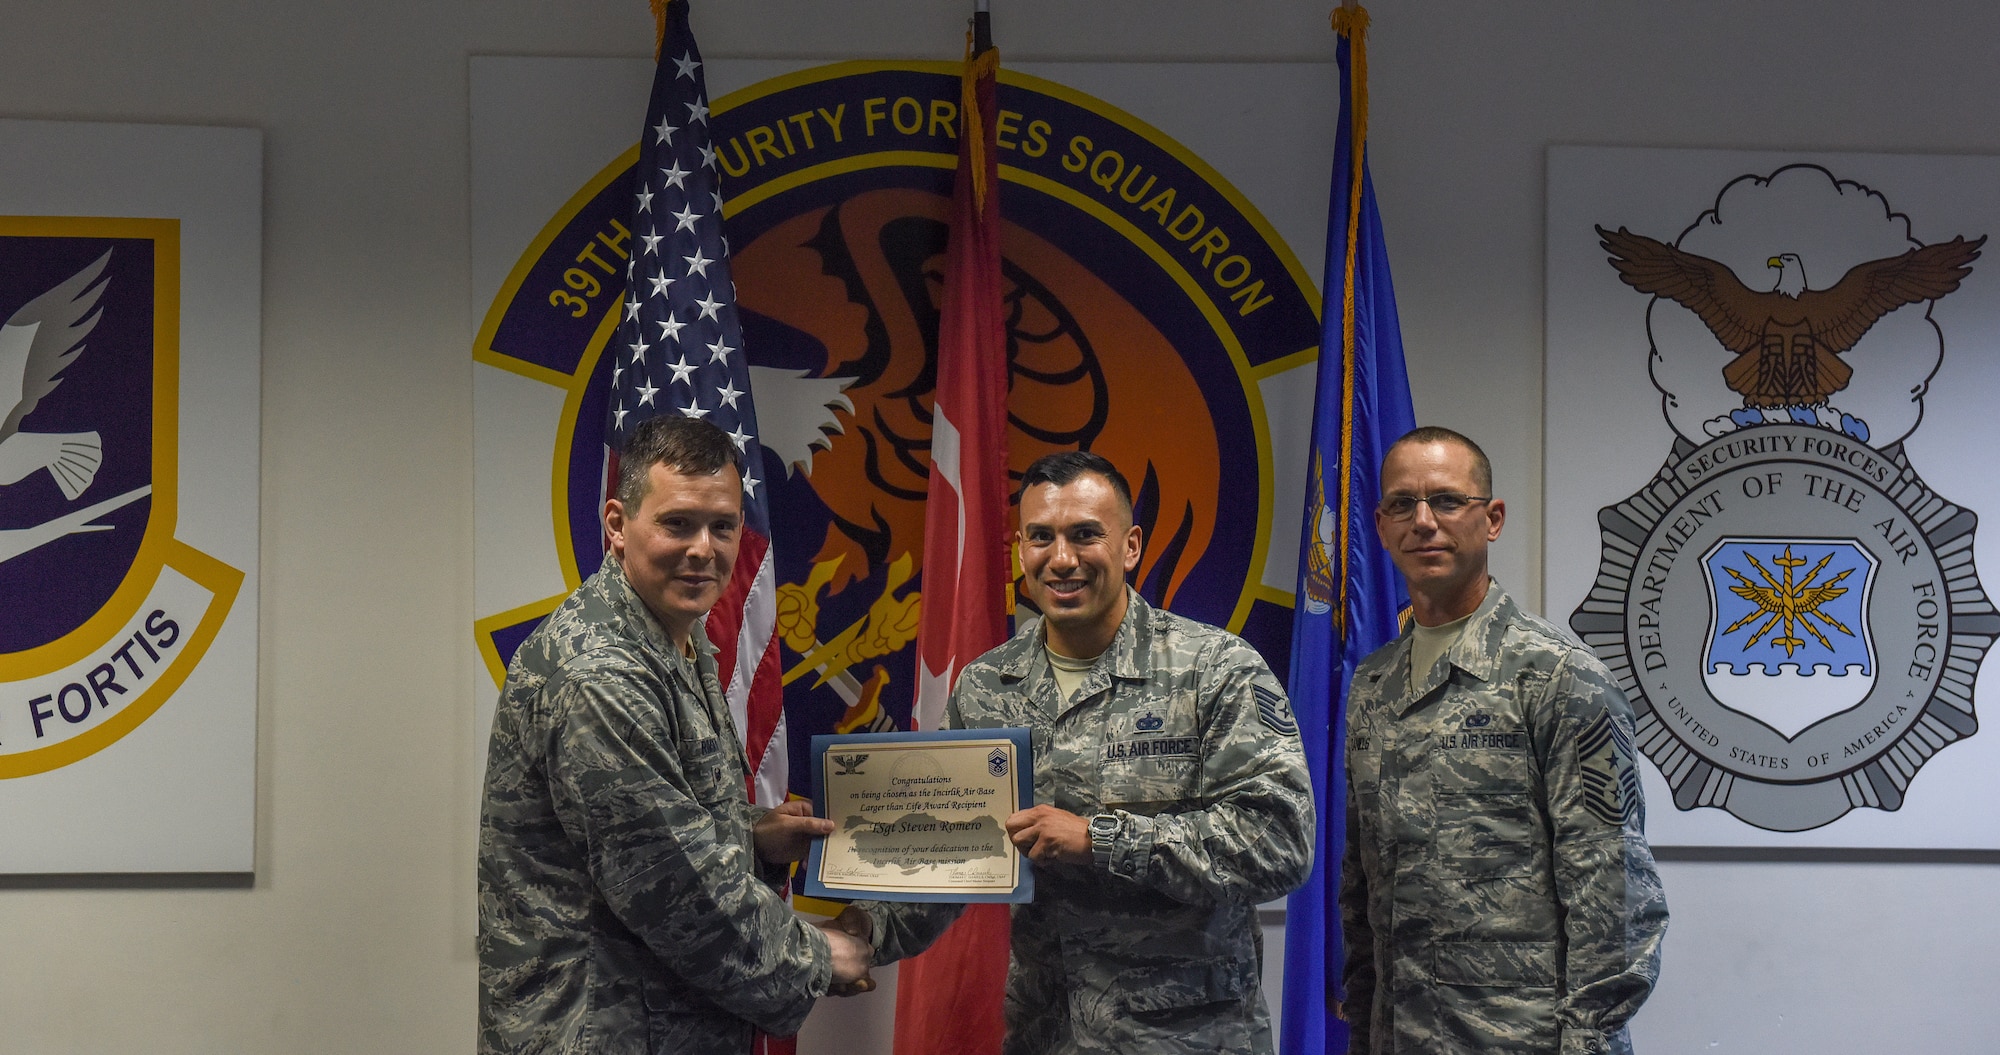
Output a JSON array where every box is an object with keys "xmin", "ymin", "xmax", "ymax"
[{"xmin": 1, "ymin": 2, "xmax": 1996, "ymax": 1052}]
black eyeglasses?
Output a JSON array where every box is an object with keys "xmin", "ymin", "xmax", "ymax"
[{"xmin": 1376, "ymin": 492, "xmax": 1492, "ymax": 520}]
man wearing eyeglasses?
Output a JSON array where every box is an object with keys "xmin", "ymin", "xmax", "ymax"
[{"xmin": 1338, "ymin": 427, "xmax": 1667, "ymax": 1055}]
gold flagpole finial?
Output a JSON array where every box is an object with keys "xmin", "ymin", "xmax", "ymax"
[
  {"xmin": 1331, "ymin": 2, "xmax": 1369, "ymax": 36},
  {"xmin": 650, "ymin": 0, "xmax": 672, "ymax": 61},
  {"xmin": 961, "ymin": 22, "xmax": 1000, "ymax": 211}
]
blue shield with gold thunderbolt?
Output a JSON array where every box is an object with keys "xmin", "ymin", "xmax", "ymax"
[{"xmin": 1701, "ymin": 537, "xmax": 1876, "ymax": 740}]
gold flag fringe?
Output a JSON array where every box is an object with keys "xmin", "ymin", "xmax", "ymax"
[
  {"xmin": 650, "ymin": 0, "xmax": 672, "ymax": 61},
  {"xmin": 961, "ymin": 37, "xmax": 1002, "ymax": 212},
  {"xmin": 1330, "ymin": 3, "xmax": 1370, "ymax": 637}
]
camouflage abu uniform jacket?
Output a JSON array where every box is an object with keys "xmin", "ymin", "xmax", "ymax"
[
  {"xmin": 1340, "ymin": 582, "xmax": 1667, "ymax": 1055},
  {"xmin": 478, "ymin": 554, "xmax": 832, "ymax": 1054},
  {"xmin": 863, "ymin": 589, "xmax": 1315, "ymax": 1054}
]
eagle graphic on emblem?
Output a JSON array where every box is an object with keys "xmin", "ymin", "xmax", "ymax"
[
  {"xmin": 1301, "ymin": 449, "xmax": 1335, "ymax": 616},
  {"xmin": 831, "ymin": 753, "xmax": 869, "ymax": 776},
  {"xmin": 1596, "ymin": 224, "xmax": 1982, "ymax": 439},
  {"xmin": 0, "ymin": 249, "xmax": 111, "ymax": 500},
  {"xmin": 0, "ymin": 248, "xmax": 153, "ymax": 569},
  {"xmin": 738, "ymin": 189, "xmax": 1222, "ymax": 603},
  {"xmin": 1570, "ymin": 163, "xmax": 1996, "ymax": 830},
  {"xmin": 731, "ymin": 187, "xmax": 1226, "ymax": 721}
]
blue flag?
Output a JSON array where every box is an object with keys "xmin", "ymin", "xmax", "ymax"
[{"xmin": 1279, "ymin": 10, "xmax": 1415, "ymax": 1055}]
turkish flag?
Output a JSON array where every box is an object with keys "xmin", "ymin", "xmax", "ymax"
[{"xmin": 894, "ymin": 21, "xmax": 1013, "ymax": 1055}]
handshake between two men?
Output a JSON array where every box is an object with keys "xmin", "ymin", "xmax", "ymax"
[
  {"xmin": 764, "ymin": 799, "xmax": 1097, "ymax": 1000},
  {"xmin": 755, "ymin": 799, "xmax": 874, "ymax": 996},
  {"xmin": 478, "ymin": 430, "xmax": 1314, "ymax": 1055}
]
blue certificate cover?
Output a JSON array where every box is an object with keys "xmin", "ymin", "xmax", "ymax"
[{"xmin": 802, "ymin": 727, "xmax": 1035, "ymax": 903}]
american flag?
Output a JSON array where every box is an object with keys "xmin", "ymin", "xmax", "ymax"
[{"xmin": 608, "ymin": 0, "xmax": 787, "ymax": 810}]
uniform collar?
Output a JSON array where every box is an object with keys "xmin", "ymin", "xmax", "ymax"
[
  {"xmin": 1444, "ymin": 579, "xmax": 1514, "ymax": 685},
  {"xmin": 1390, "ymin": 578, "xmax": 1513, "ymax": 715},
  {"xmin": 596, "ymin": 552, "xmax": 717, "ymax": 666},
  {"xmin": 1000, "ymin": 585, "xmax": 1154, "ymax": 683}
]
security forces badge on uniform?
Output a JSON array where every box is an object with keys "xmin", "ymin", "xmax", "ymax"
[{"xmin": 1570, "ymin": 165, "xmax": 1998, "ymax": 832}]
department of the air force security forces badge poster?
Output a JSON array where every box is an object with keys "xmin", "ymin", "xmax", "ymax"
[
  {"xmin": 1547, "ymin": 147, "xmax": 2000, "ymax": 848},
  {"xmin": 0, "ymin": 121, "xmax": 260, "ymax": 873},
  {"xmin": 470, "ymin": 59, "xmax": 1326, "ymax": 802}
]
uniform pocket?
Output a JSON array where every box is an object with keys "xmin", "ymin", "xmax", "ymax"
[
  {"xmin": 1427, "ymin": 942, "xmax": 1560, "ymax": 1054},
  {"xmin": 1109, "ymin": 957, "xmax": 1258, "ymax": 1049},
  {"xmin": 1431, "ymin": 940, "xmax": 1558, "ymax": 988},
  {"xmin": 644, "ymin": 975, "xmax": 739, "ymax": 1054},
  {"xmin": 675, "ymin": 735, "xmax": 728, "ymax": 804},
  {"xmin": 1118, "ymin": 956, "xmax": 1256, "ymax": 1012},
  {"xmin": 1098, "ymin": 736, "xmax": 1201, "ymax": 811},
  {"xmin": 1433, "ymin": 790, "xmax": 1535, "ymax": 878}
]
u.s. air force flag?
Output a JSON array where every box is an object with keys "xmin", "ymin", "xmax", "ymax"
[{"xmin": 1282, "ymin": 8, "xmax": 1415, "ymax": 1053}]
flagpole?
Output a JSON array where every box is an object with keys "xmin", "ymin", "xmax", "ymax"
[
  {"xmin": 1280, "ymin": 10, "xmax": 1414, "ymax": 1055},
  {"xmin": 894, "ymin": 8, "xmax": 1012, "ymax": 1054}
]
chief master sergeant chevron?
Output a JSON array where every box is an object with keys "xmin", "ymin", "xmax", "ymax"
[
  {"xmin": 1339, "ymin": 426, "xmax": 1667, "ymax": 1055},
  {"xmin": 478, "ymin": 417, "xmax": 873, "ymax": 1055},
  {"xmin": 833, "ymin": 450, "xmax": 1316, "ymax": 1053}
]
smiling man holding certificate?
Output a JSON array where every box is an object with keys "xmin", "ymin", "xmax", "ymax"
[{"xmin": 831, "ymin": 451, "xmax": 1316, "ymax": 1053}]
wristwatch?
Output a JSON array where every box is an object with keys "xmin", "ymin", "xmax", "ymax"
[{"xmin": 1088, "ymin": 812, "xmax": 1123, "ymax": 871}]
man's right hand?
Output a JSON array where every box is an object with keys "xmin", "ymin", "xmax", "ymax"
[
  {"xmin": 828, "ymin": 904, "xmax": 873, "ymax": 944},
  {"xmin": 819, "ymin": 922, "xmax": 875, "ymax": 996}
]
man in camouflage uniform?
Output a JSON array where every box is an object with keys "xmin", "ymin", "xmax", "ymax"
[
  {"xmin": 836, "ymin": 451, "xmax": 1315, "ymax": 1053},
  {"xmin": 479, "ymin": 417, "xmax": 873, "ymax": 1055},
  {"xmin": 1340, "ymin": 427, "xmax": 1668, "ymax": 1055}
]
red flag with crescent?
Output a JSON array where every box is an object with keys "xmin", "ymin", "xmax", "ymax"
[{"xmin": 893, "ymin": 20, "xmax": 1012, "ymax": 1055}]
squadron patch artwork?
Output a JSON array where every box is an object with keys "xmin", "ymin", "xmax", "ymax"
[
  {"xmin": 473, "ymin": 62, "xmax": 1319, "ymax": 803},
  {"xmin": 1570, "ymin": 165, "xmax": 1998, "ymax": 831},
  {"xmin": 0, "ymin": 219, "xmax": 243, "ymax": 780}
]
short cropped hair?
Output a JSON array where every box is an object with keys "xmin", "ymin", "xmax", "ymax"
[
  {"xmin": 1019, "ymin": 450, "xmax": 1134, "ymax": 519},
  {"xmin": 1386, "ymin": 426, "xmax": 1493, "ymax": 495},
  {"xmin": 614, "ymin": 417, "xmax": 743, "ymax": 507}
]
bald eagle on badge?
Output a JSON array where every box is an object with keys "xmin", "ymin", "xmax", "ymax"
[{"xmin": 1596, "ymin": 225, "xmax": 1983, "ymax": 414}]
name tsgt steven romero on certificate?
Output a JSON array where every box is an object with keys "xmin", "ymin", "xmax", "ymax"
[{"xmin": 808, "ymin": 731, "xmax": 1032, "ymax": 902}]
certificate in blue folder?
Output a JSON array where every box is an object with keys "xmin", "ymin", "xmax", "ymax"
[{"xmin": 802, "ymin": 727, "xmax": 1035, "ymax": 903}]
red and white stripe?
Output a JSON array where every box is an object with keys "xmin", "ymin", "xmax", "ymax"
[{"xmin": 706, "ymin": 526, "xmax": 787, "ymax": 807}]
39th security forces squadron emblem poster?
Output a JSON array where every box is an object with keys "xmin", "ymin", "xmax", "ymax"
[
  {"xmin": 0, "ymin": 120, "xmax": 261, "ymax": 873},
  {"xmin": 471, "ymin": 58, "xmax": 1332, "ymax": 805},
  {"xmin": 1548, "ymin": 147, "xmax": 2000, "ymax": 848}
]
